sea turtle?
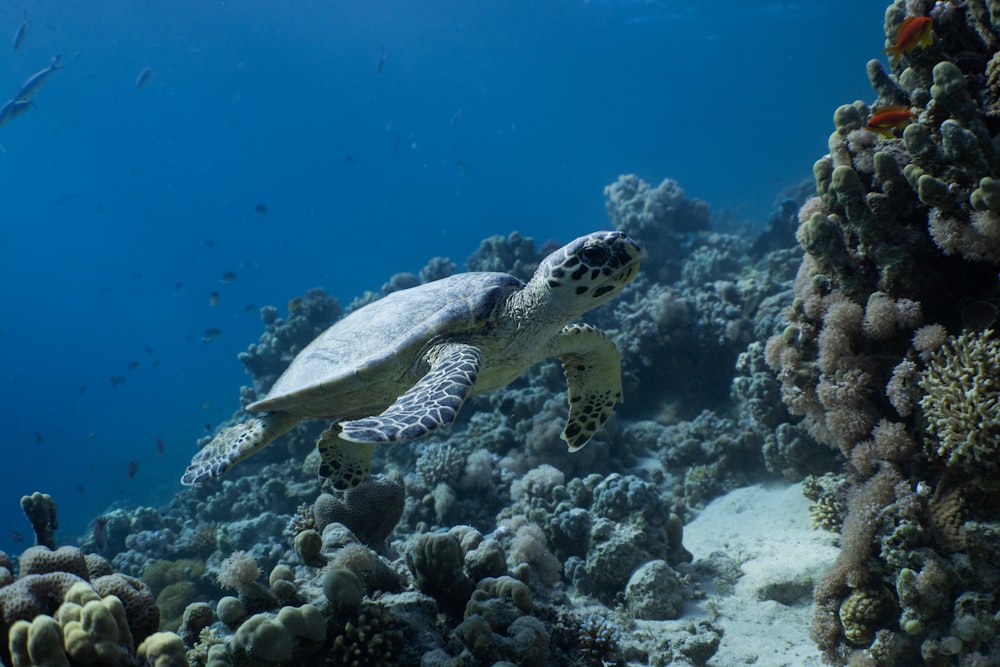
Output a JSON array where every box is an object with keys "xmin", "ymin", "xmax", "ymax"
[{"xmin": 181, "ymin": 230, "xmax": 641, "ymax": 490}]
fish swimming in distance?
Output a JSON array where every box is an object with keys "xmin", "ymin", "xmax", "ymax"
[
  {"xmin": 135, "ymin": 65, "xmax": 153, "ymax": 89},
  {"xmin": 202, "ymin": 328, "xmax": 222, "ymax": 342},
  {"xmin": 11, "ymin": 15, "xmax": 27, "ymax": 51},
  {"xmin": 16, "ymin": 55, "xmax": 62, "ymax": 100},
  {"xmin": 219, "ymin": 271, "xmax": 237, "ymax": 284}
]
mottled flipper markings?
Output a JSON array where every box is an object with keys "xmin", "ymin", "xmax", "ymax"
[{"xmin": 340, "ymin": 343, "xmax": 483, "ymax": 443}]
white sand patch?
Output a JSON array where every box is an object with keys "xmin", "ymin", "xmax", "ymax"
[{"xmin": 682, "ymin": 482, "xmax": 840, "ymax": 667}]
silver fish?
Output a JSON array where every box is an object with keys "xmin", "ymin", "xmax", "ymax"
[
  {"xmin": 11, "ymin": 17, "xmax": 27, "ymax": 51},
  {"xmin": 135, "ymin": 65, "xmax": 153, "ymax": 89},
  {"xmin": 16, "ymin": 55, "xmax": 61, "ymax": 100}
]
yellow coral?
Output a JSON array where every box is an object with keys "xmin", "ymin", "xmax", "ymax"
[
  {"xmin": 838, "ymin": 588, "xmax": 892, "ymax": 646},
  {"xmin": 137, "ymin": 631, "xmax": 187, "ymax": 667},
  {"xmin": 918, "ymin": 329, "xmax": 1000, "ymax": 469},
  {"xmin": 809, "ymin": 496, "xmax": 843, "ymax": 533},
  {"xmin": 8, "ymin": 616, "xmax": 69, "ymax": 667},
  {"xmin": 59, "ymin": 596, "xmax": 129, "ymax": 664}
]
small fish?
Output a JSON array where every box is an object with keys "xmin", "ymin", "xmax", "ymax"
[
  {"xmin": 202, "ymin": 327, "xmax": 222, "ymax": 342},
  {"xmin": 127, "ymin": 360, "xmax": 139, "ymax": 370},
  {"xmin": 288, "ymin": 296, "xmax": 303, "ymax": 313},
  {"xmin": 884, "ymin": 17, "xmax": 933, "ymax": 65},
  {"xmin": 10, "ymin": 530, "xmax": 24, "ymax": 543},
  {"xmin": 12, "ymin": 16, "xmax": 27, "ymax": 51},
  {"xmin": 457, "ymin": 159, "xmax": 468, "ymax": 173},
  {"xmin": 377, "ymin": 46, "xmax": 387, "ymax": 74},
  {"xmin": 16, "ymin": 55, "xmax": 61, "ymax": 100},
  {"xmin": 173, "ymin": 282, "xmax": 186, "ymax": 296},
  {"xmin": 255, "ymin": 203, "xmax": 268, "ymax": 217},
  {"xmin": 79, "ymin": 384, "xmax": 86, "ymax": 394},
  {"xmin": 209, "ymin": 291, "xmax": 220, "ymax": 307},
  {"xmin": 344, "ymin": 153, "xmax": 356, "ymax": 165},
  {"xmin": 76, "ymin": 483, "xmax": 85, "ymax": 494},
  {"xmin": 202, "ymin": 402, "xmax": 212, "ymax": 410},
  {"xmin": 34, "ymin": 431, "xmax": 42, "ymax": 444},
  {"xmin": 244, "ymin": 303, "xmax": 257, "ymax": 314},
  {"xmin": 156, "ymin": 437, "xmax": 165, "ymax": 456},
  {"xmin": 132, "ymin": 271, "xmax": 143, "ymax": 280},
  {"xmin": 219, "ymin": 271, "xmax": 237, "ymax": 284},
  {"xmin": 450, "ymin": 108, "xmax": 463, "ymax": 127},
  {"xmin": 127, "ymin": 459, "xmax": 138, "ymax": 478},
  {"xmin": 205, "ymin": 422, "xmax": 213, "ymax": 431},
  {"xmin": 135, "ymin": 65, "xmax": 153, "ymax": 89},
  {"xmin": 110, "ymin": 376, "xmax": 126, "ymax": 387},
  {"xmin": 56, "ymin": 193, "xmax": 75, "ymax": 205},
  {"xmin": 866, "ymin": 105, "xmax": 917, "ymax": 138},
  {"xmin": 87, "ymin": 432, "xmax": 97, "ymax": 440},
  {"xmin": 143, "ymin": 347, "xmax": 156, "ymax": 355},
  {"xmin": 93, "ymin": 517, "xmax": 109, "ymax": 551}
]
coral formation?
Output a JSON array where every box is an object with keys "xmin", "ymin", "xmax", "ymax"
[
  {"xmin": 0, "ymin": 523, "xmax": 165, "ymax": 667},
  {"xmin": 20, "ymin": 492, "xmax": 58, "ymax": 550},
  {"xmin": 759, "ymin": 1, "xmax": 1000, "ymax": 663},
  {"xmin": 312, "ymin": 473, "xmax": 405, "ymax": 552}
]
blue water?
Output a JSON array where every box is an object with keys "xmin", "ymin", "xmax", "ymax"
[{"xmin": 0, "ymin": 0, "xmax": 884, "ymax": 548}]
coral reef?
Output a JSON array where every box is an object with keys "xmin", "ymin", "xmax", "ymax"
[
  {"xmin": 0, "ymin": 497, "xmax": 170, "ymax": 667},
  {"xmin": 44, "ymin": 107, "xmax": 841, "ymax": 664},
  {"xmin": 311, "ymin": 473, "xmax": 405, "ymax": 552},
  {"xmin": 761, "ymin": 1, "xmax": 1000, "ymax": 663}
]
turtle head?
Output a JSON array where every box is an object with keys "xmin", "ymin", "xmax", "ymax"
[{"xmin": 531, "ymin": 231, "xmax": 641, "ymax": 316}]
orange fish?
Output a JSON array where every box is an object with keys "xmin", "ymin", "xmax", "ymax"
[
  {"xmin": 884, "ymin": 17, "xmax": 933, "ymax": 64},
  {"xmin": 866, "ymin": 106, "xmax": 917, "ymax": 138}
]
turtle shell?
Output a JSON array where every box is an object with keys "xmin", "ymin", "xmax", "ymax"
[{"xmin": 247, "ymin": 272, "xmax": 524, "ymax": 419}]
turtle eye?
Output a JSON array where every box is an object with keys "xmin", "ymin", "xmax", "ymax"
[{"xmin": 580, "ymin": 246, "xmax": 609, "ymax": 267}]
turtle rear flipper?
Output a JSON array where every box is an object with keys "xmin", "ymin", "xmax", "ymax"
[
  {"xmin": 339, "ymin": 343, "xmax": 483, "ymax": 443},
  {"xmin": 180, "ymin": 412, "xmax": 300, "ymax": 485},
  {"xmin": 550, "ymin": 323, "xmax": 623, "ymax": 451}
]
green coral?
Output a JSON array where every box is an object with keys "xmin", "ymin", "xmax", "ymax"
[
  {"xmin": 326, "ymin": 604, "xmax": 403, "ymax": 666},
  {"xmin": 919, "ymin": 329, "xmax": 1000, "ymax": 470},
  {"xmin": 322, "ymin": 568, "xmax": 364, "ymax": 610},
  {"xmin": 230, "ymin": 604, "xmax": 325, "ymax": 665},
  {"xmin": 156, "ymin": 581, "xmax": 201, "ymax": 632},
  {"xmin": 141, "ymin": 558, "xmax": 206, "ymax": 597}
]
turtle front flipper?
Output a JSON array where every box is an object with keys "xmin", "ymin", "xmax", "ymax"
[
  {"xmin": 549, "ymin": 323, "xmax": 623, "ymax": 451},
  {"xmin": 339, "ymin": 343, "xmax": 483, "ymax": 444},
  {"xmin": 317, "ymin": 426, "xmax": 376, "ymax": 490},
  {"xmin": 180, "ymin": 411, "xmax": 301, "ymax": 485}
]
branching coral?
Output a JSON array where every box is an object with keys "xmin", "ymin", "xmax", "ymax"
[{"xmin": 918, "ymin": 329, "xmax": 1000, "ymax": 470}]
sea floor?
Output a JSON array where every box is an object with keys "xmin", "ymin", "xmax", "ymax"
[{"xmin": 673, "ymin": 483, "xmax": 838, "ymax": 667}]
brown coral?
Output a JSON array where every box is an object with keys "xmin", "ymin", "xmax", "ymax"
[{"xmin": 918, "ymin": 328, "xmax": 1000, "ymax": 470}]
